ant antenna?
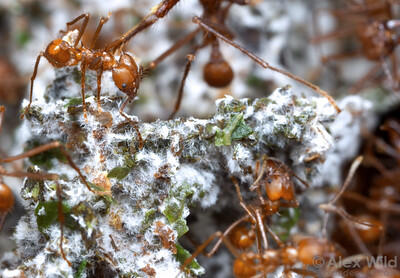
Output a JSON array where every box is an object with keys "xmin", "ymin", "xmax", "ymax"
[{"xmin": 192, "ymin": 16, "xmax": 341, "ymax": 113}]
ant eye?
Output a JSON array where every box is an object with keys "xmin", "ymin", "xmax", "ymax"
[{"xmin": 122, "ymin": 83, "xmax": 127, "ymax": 89}]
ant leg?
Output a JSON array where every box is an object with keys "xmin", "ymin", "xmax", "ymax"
[
  {"xmin": 321, "ymin": 51, "xmax": 362, "ymax": 64},
  {"xmin": 328, "ymin": 156, "xmax": 363, "ymax": 205},
  {"xmin": 106, "ymin": 0, "xmax": 181, "ymax": 52},
  {"xmin": 64, "ymin": 13, "xmax": 90, "ymax": 47},
  {"xmin": 148, "ymin": 28, "xmax": 200, "ymax": 70},
  {"xmin": 192, "ymin": 16, "xmax": 341, "ymax": 113},
  {"xmin": 320, "ymin": 156, "xmax": 363, "ymax": 236},
  {"xmin": 231, "ymin": 177, "xmax": 256, "ymax": 223},
  {"xmin": 181, "ymin": 231, "xmax": 223, "ymax": 271},
  {"xmin": 80, "ymin": 60, "xmax": 88, "ymax": 119},
  {"xmin": 168, "ymin": 54, "xmax": 195, "ymax": 119},
  {"xmin": 349, "ymin": 63, "xmax": 381, "ymax": 93},
  {"xmin": 205, "ymin": 215, "xmax": 249, "ymax": 257},
  {"xmin": 391, "ymin": 53, "xmax": 399, "ymax": 89},
  {"xmin": 339, "ymin": 210, "xmax": 372, "ymax": 256},
  {"xmin": 178, "ymin": 229, "xmax": 247, "ymax": 276},
  {"xmin": 0, "ymin": 141, "xmax": 62, "ymax": 163},
  {"xmin": 0, "ymin": 168, "xmax": 58, "ymax": 180},
  {"xmin": 250, "ymin": 159, "xmax": 266, "ymax": 191},
  {"xmin": 255, "ymin": 208, "xmax": 268, "ymax": 249},
  {"xmin": 378, "ymin": 210, "xmax": 388, "ymax": 256},
  {"xmin": 119, "ymin": 97, "xmax": 144, "ymax": 149},
  {"xmin": 0, "ymin": 105, "xmax": 5, "ymax": 135},
  {"xmin": 91, "ymin": 13, "xmax": 111, "ymax": 49},
  {"xmin": 96, "ymin": 68, "xmax": 104, "ymax": 110},
  {"xmin": 227, "ymin": 0, "xmax": 250, "ymax": 5},
  {"xmin": 56, "ymin": 181, "xmax": 71, "ymax": 266},
  {"xmin": 0, "ymin": 213, "xmax": 7, "ymax": 232},
  {"xmin": 0, "ymin": 141, "xmax": 95, "ymax": 193},
  {"xmin": 23, "ymin": 52, "xmax": 45, "ymax": 118},
  {"xmin": 311, "ymin": 27, "xmax": 356, "ymax": 44},
  {"xmin": 264, "ymin": 224, "xmax": 284, "ymax": 247},
  {"xmin": 341, "ymin": 191, "xmax": 400, "ymax": 214}
]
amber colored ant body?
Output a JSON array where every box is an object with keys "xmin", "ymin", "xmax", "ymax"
[
  {"xmin": 178, "ymin": 159, "xmax": 316, "ymax": 277},
  {"xmin": 26, "ymin": 13, "xmax": 143, "ymax": 122},
  {"xmin": 313, "ymin": 0, "xmax": 400, "ymax": 92},
  {"xmin": 250, "ymin": 157, "xmax": 309, "ymax": 211},
  {"xmin": 115, "ymin": 0, "xmax": 340, "ymax": 118}
]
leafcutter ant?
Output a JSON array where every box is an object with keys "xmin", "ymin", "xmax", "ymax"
[
  {"xmin": 178, "ymin": 175, "xmax": 328, "ymax": 277},
  {"xmin": 25, "ymin": 13, "xmax": 143, "ymax": 126},
  {"xmin": 105, "ymin": 0, "xmax": 340, "ymax": 118}
]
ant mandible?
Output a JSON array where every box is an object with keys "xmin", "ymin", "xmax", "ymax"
[
  {"xmin": 25, "ymin": 13, "xmax": 143, "ymax": 124},
  {"xmin": 136, "ymin": 0, "xmax": 341, "ymax": 118}
]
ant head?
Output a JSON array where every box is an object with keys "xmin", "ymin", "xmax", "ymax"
[
  {"xmin": 230, "ymin": 225, "xmax": 256, "ymax": 250},
  {"xmin": 0, "ymin": 182, "xmax": 14, "ymax": 213},
  {"xmin": 264, "ymin": 160, "xmax": 295, "ymax": 202},
  {"xmin": 112, "ymin": 53, "xmax": 140, "ymax": 97},
  {"xmin": 45, "ymin": 39, "xmax": 73, "ymax": 65},
  {"xmin": 233, "ymin": 252, "xmax": 258, "ymax": 278},
  {"xmin": 203, "ymin": 58, "xmax": 234, "ymax": 88}
]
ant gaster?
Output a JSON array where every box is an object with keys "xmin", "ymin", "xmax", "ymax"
[{"xmin": 26, "ymin": 13, "xmax": 143, "ymax": 124}]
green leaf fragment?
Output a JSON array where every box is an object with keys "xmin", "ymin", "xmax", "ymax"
[
  {"xmin": 65, "ymin": 97, "xmax": 84, "ymax": 108},
  {"xmin": 107, "ymin": 166, "xmax": 131, "ymax": 180},
  {"xmin": 74, "ymin": 259, "xmax": 87, "ymax": 278},
  {"xmin": 141, "ymin": 208, "xmax": 157, "ymax": 232},
  {"xmin": 27, "ymin": 142, "xmax": 67, "ymax": 170},
  {"xmin": 174, "ymin": 219, "xmax": 189, "ymax": 238},
  {"xmin": 175, "ymin": 243, "xmax": 204, "ymax": 275},
  {"xmin": 163, "ymin": 201, "xmax": 182, "ymax": 224},
  {"xmin": 271, "ymin": 207, "xmax": 300, "ymax": 241},
  {"xmin": 35, "ymin": 201, "xmax": 76, "ymax": 232},
  {"xmin": 215, "ymin": 113, "xmax": 253, "ymax": 146}
]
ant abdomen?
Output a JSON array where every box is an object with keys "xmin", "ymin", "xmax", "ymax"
[
  {"xmin": 0, "ymin": 182, "xmax": 14, "ymax": 215},
  {"xmin": 203, "ymin": 59, "xmax": 234, "ymax": 88},
  {"xmin": 229, "ymin": 226, "xmax": 256, "ymax": 249}
]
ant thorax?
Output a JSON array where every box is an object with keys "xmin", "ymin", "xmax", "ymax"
[{"xmin": 61, "ymin": 29, "xmax": 79, "ymax": 46}]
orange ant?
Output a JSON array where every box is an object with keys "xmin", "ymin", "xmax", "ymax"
[
  {"xmin": 178, "ymin": 174, "xmax": 329, "ymax": 277},
  {"xmin": 312, "ymin": 0, "xmax": 400, "ymax": 92},
  {"xmin": 25, "ymin": 13, "xmax": 144, "ymax": 125},
  {"xmin": 107, "ymin": 0, "xmax": 340, "ymax": 118},
  {"xmin": 250, "ymin": 156, "xmax": 310, "ymax": 211}
]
